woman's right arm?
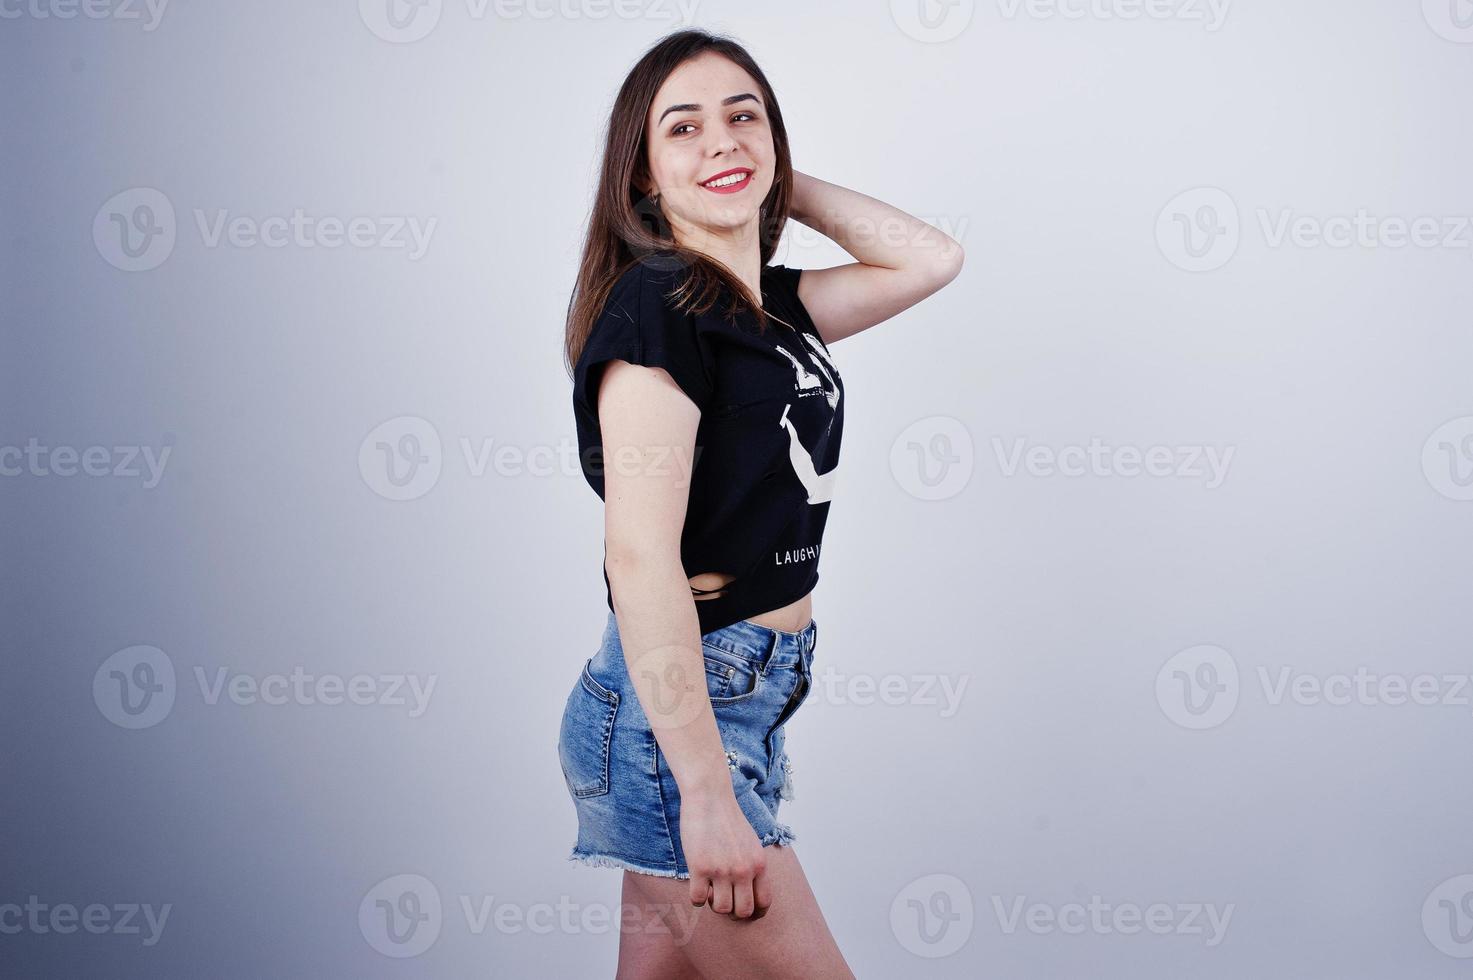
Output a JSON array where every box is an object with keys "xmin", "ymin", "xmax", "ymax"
[{"xmin": 596, "ymin": 356, "xmax": 774, "ymax": 920}]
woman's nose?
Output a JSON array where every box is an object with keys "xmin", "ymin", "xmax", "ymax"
[{"xmin": 708, "ymin": 127, "xmax": 740, "ymax": 156}]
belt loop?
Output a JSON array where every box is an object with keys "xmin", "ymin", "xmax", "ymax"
[{"xmin": 758, "ymin": 630, "xmax": 778, "ymax": 676}]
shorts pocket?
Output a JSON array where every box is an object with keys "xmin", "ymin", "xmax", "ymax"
[
  {"xmin": 700, "ymin": 644, "xmax": 760, "ymax": 705},
  {"xmin": 557, "ymin": 658, "xmax": 620, "ymax": 798}
]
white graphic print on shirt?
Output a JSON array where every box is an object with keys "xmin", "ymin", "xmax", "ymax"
[{"xmin": 776, "ymin": 333, "xmax": 841, "ymax": 505}]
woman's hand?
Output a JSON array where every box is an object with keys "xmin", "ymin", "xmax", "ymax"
[{"xmin": 678, "ymin": 785, "xmax": 773, "ymax": 921}]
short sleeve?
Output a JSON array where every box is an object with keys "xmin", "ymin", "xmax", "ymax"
[
  {"xmin": 762, "ymin": 263, "xmax": 822, "ymax": 342},
  {"xmin": 765, "ymin": 263, "xmax": 802, "ymax": 299},
  {"xmin": 573, "ymin": 261, "xmax": 715, "ymax": 419}
]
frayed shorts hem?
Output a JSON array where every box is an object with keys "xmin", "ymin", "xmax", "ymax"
[
  {"xmin": 567, "ymin": 824, "xmax": 798, "ymax": 881},
  {"xmin": 567, "ymin": 851, "xmax": 690, "ymax": 879}
]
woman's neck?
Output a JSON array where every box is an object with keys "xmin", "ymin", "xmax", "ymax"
[{"xmin": 671, "ymin": 220, "xmax": 763, "ymax": 305}]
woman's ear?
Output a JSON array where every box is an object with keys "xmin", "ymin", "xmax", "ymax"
[{"xmin": 633, "ymin": 170, "xmax": 657, "ymax": 201}]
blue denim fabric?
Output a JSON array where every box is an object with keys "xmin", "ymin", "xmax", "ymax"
[{"xmin": 557, "ymin": 610, "xmax": 818, "ymax": 879}]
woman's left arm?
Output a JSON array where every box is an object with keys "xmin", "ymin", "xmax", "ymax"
[{"xmin": 785, "ymin": 169, "xmax": 964, "ymax": 345}]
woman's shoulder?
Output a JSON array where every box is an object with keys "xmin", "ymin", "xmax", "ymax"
[
  {"xmin": 759, "ymin": 263, "xmax": 823, "ymax": 341},
  {"xmin": 762, "ymin": 262, "xmax": 802, "ymax": 293},
  {"xmin": 576, "ymin": 257, "xmax": 714, "ymax": 412},
  {"xmin": 582, "ymin": 258, "xmax": 708, "ymax": 356},
  {"xmin": 605, "ymin": 256, "xmax": 797, "ymax": 310},
  {"xmin": 583, "ymin": 260, "xmax": 680, "ymax": 339},
  {"xmin": 604, "ymin": 257, "xmax": 689, "ymax": 307},
  {"xmin": 596, "ymin": 257, "xmax": 811, "ymax": 340}
]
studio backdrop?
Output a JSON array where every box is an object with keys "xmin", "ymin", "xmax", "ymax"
[{"xmin": 4, "ymin": 1, "xmax": 1472, "ymax": 976}]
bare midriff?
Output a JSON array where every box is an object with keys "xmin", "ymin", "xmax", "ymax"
[
  {"xmin": 688, "ymin": 571, "xmax": 813, "ymax": 634},
  {"xmin": 742, "ymin": 590, "xmax": 813, "ymax": 634}
]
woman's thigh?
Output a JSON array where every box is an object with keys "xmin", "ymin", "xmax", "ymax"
[
  {"xmin": 616, "ymin": 872, "xmax": 706, "ymax": 980},
  {"xmin": 621, "ymin": 844, "xmax": 854, "ymax": 980}
]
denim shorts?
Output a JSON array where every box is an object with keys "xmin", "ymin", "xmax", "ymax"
[{"xmin": 557, "ymin": 610, "xmax": 818, "ymax": 879}]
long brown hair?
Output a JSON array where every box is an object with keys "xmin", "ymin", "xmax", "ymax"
[{"xmin": 563, "ymin": 28, "xmax": 794, "ymax": 378}]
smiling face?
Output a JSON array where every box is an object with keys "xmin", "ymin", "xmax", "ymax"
[{"xmin": 641, "ymin": 51, "xmax": 776, "ymax": 245}]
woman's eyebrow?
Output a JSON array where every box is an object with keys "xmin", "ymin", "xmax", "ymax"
[{"xmin": 656, "ymin": 92, "xmax": 761, "ymax": 125}]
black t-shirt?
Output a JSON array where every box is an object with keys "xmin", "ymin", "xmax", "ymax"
[{"xmin": 572, "ymin": 257, "xmax": 844, "ymax": 635}]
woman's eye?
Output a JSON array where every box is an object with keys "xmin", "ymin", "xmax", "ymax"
[{"xmin": 671, "ymin": 112, "xmax": 757, "ymax": 137}]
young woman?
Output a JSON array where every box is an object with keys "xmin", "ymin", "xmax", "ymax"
[{"xmin": 558, "ymin": 28, "xmax": 962, "ymax": 979}]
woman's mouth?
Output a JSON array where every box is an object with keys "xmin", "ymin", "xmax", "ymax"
[{"xmin": 699, "ymin": 168, "xmax": 754, "ymax": 194}]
